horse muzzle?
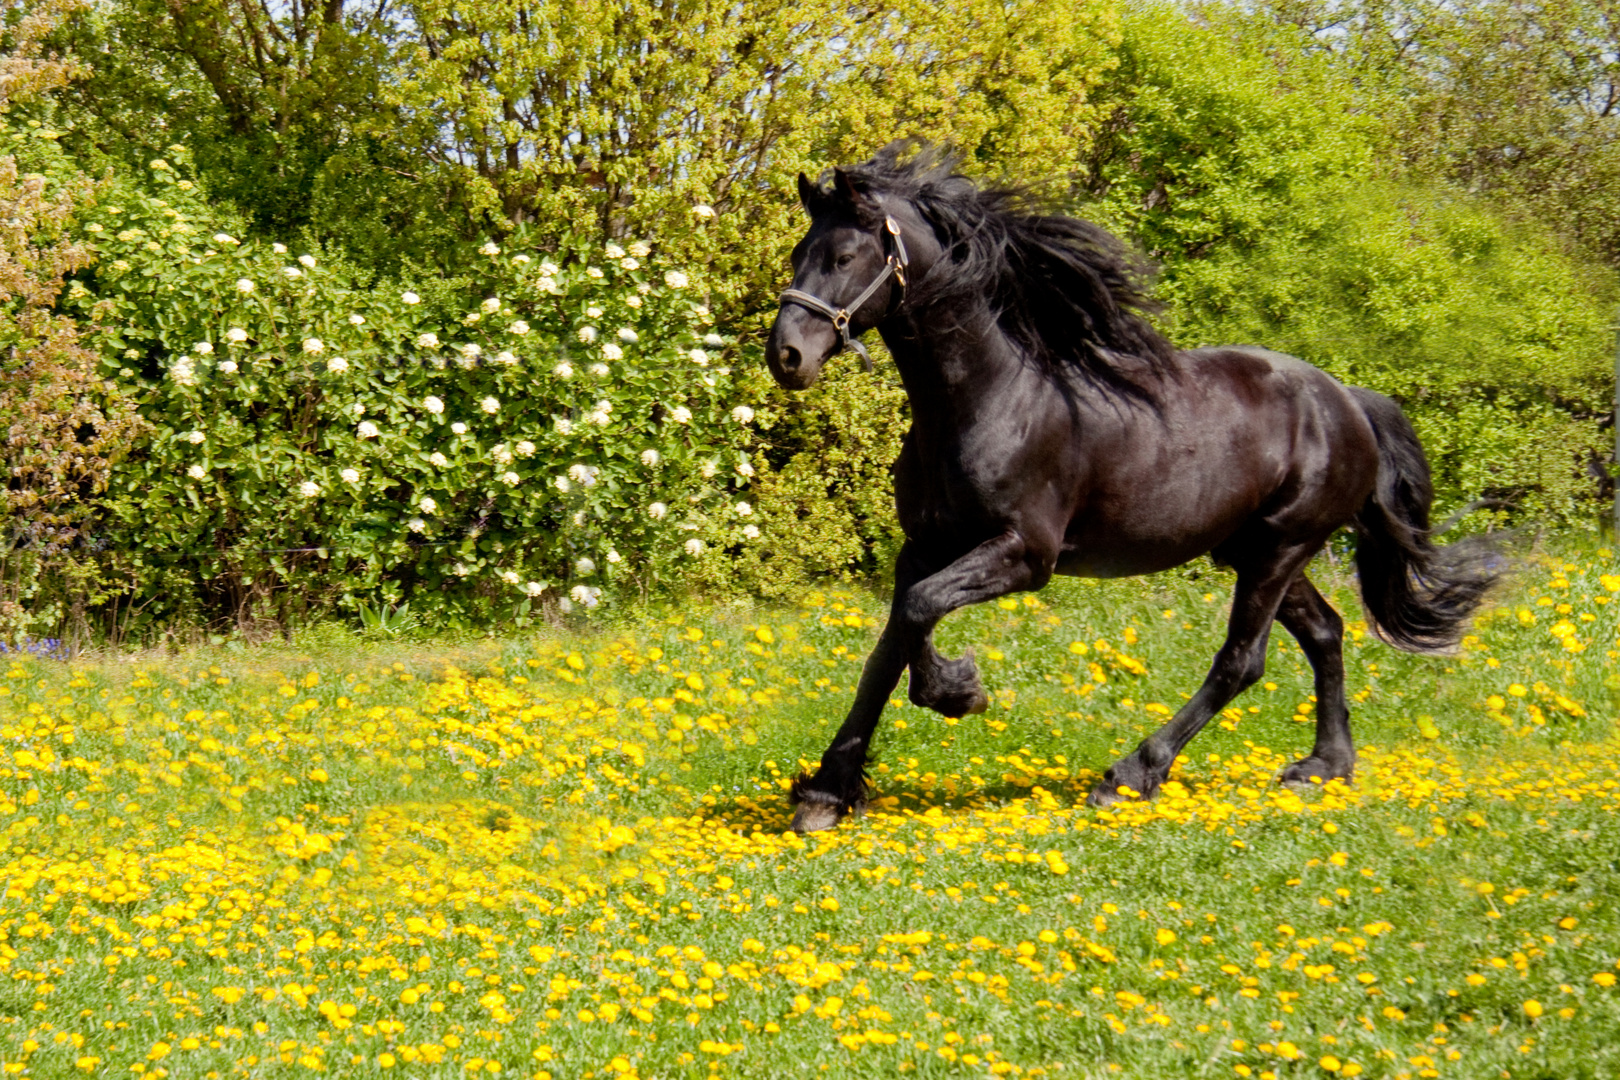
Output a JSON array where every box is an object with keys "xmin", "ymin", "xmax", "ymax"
[{"xmin": 765, "ymin": 314, "xmax": 836, "ymax": 389}]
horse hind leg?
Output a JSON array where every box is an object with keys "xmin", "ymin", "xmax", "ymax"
[
  {"xmin": 1274, "ymin": 575, "xmax": 1356, "ymax": 787},
  {"xmin": 1088, "ymin": 547, "xmax": 1315, "ymax": 807}
]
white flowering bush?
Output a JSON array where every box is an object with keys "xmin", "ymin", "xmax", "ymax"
[{"xmin": 67, "ymin": 165, "xmax": 755, "ymax": 630}]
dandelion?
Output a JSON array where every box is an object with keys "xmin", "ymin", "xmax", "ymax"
[
  {"xmin": 669, "ymin": 405, "xmax": 692, "ymax": 424},
  {"xmin": 235, "ymin": 277, "xmax": 255, "ymax": 293},
  {"xmin": 575, "ymin": 557, "xmax": 597, "ymax": 575},
  {"xmin": 684, "ymin": 538, "xmax": 705, "ymax": 556},
  {"xmin": 299, "ymin": 481, "xmax": 321, "ymax": 498},
  {"xmin": 326, "ymin": 356, "xmax": 349, "ymax": 373},
  {"xmin": 187, "ymin": 464, "xmax": 207, "ymax": 480},
  {"xmin": 424, "ymin": 395, "xmax": 445, "ymax": 414},
  {"xmin": 694, "ymin": 204, "xmax": 715, "ymax": 218},
  {"xmin": 649, "ymin": 502, "xmax": 668, "ymax": 520},
  {"xmin": 665, "ymin": 270, "xmax": 689, "ymax": 288},
  {"xmin": 341, "ymin": 468, "xmax": 361, "ymax": 484},
  {"xmin": 357, "ymin": 421, "xmax": 380, "ymax": 438},
  {"xmin": 732, "ymin": 405, "xmax": 755, "ymax": 424},
  {"xmin": 602, "ymin": 343, "xmax": 624, "ymax": 361},
  {"xmin": 481, "ymin": 396, "xmax": 500, "ymax": 414},
  {"xmin": 416, "ymin": 331, "xmax": 440, "ymax": 349},
  {"xmin": 303, "ymin": 337, "xmax": 324, "ymax": 354},
  {"xmin": 418, "ymin": 496, "xmax": 437, "ymax": 513},
  {"xmin": 641, "ymin": 449, "xmax": 660, "ymax": 467},
  {"xmin": 515, "ymin": 440, "xmax": 536, "ymax": 457},
  {"xmin": 1524, "ymin": 999, "xmax": 1544, "ymax": 1019},
  {"xmin": 402, "ymin": 291, "xmax": 421, "ymax": 304},
  {"xmin": 298, "ymin": 254, "xmax": 316, "ymax": 268}
]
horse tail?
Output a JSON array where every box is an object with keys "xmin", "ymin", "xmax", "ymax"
[{"xmin": 1347, "ymin": 386, "xmax": 1500, "ymax": 653}]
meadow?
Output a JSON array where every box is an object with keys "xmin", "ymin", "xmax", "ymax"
[{"xmin": 1, "ymin": 542, "xmax": 1618, "ymax": 1079}]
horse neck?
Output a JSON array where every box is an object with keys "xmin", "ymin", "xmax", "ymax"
[{"xmin": 878, "ymin": 309, "xmax": 1024, "ymax": 424}]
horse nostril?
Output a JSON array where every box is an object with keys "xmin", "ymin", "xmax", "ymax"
[{"xmin": 777, "ymin": 344, "xmax": 802, "ymax": 371}]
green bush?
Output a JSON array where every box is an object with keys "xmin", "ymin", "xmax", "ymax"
[{"xmin": 67, "ymin": 158, "xmax": 757, "ymax": 637}]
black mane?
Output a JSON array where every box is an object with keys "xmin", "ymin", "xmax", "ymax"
[{"xmin": 817, "ymin": 142, "xmax": 1176, "ymax": 398}]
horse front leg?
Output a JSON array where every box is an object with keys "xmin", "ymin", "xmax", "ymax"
[
  {"xmin": 791, "ymin": 531, "xmax": 1046, "ymax": 833},
  {"xmin": 790, "ymin": 547, "xmax": 925, "ymax": 834}
]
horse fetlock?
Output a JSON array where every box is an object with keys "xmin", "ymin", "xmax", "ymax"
[
  {"xmin": 788, "ymin": 771, "xmax": 868, "ymax": 833},
  {"xmin": 908, "ymin": 650, "xmax": 988, "ymax": 718}
]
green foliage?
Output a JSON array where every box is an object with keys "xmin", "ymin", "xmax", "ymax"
[
  {"xmin": 66, "ymin": 157, "xmax": 756, "ymax": 637},
  {"xmin": 1085, "ymin": 5, "xmax": 1617, "ymax": 520}
]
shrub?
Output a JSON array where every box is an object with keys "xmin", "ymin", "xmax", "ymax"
[{"xmin": 68, "ymin": 159, "xmax": 757, "ymax": 636}]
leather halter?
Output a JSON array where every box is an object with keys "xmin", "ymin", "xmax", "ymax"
[{"xmin": 777, "ymin": 216, "xmax": 910, "ymax": 372}]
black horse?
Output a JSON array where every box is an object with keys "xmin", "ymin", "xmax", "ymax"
[{"xmin": 765, "ymin": 145, "xmax": 1497, "ymax": 834}]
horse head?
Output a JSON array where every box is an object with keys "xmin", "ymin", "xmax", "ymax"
[{"xmin": 766, "ymin": 168, "xmax": 913, "ymax": 390}]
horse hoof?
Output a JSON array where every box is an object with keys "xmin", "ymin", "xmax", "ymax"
[
  {"xmin": 791, "ymin": 802, "xmax": 844, "ymax": 834},
  {"xmin": 1278, "ymin": 757, "xmax": 1354, "ymax": 788}
]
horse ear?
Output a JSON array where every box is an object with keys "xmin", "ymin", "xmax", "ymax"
[
  {"xmin": 832, "ymin": 167, "xmax": 862, "ymax": 205},
  {"xmin": 797, "ymin": 172, "xmax": 821, "ymax": 212}
]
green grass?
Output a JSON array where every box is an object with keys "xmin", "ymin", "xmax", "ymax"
[{"xmin": 1, "ymin": 541, "xmax": 1618, "ymax": 1079}]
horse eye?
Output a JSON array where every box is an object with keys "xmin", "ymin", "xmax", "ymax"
[{"xmin": 835, "ymin": 253, "xmax": 855, "ymax": 269}]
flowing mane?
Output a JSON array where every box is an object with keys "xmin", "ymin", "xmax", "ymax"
[{"xmin": 820, "ymin": 142, "xmax": 1176, "ymax": 399}]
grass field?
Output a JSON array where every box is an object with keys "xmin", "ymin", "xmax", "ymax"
[{"xmin": 2, "ymin": 542, "xmax": 1619, "ymax": 1079}]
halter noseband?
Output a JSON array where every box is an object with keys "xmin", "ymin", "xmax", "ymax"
[{"xmin": 777, "ymin": 216, "xmax": 910, "ymax": 372}]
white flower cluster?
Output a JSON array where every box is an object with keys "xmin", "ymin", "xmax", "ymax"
[
  {"xmin": 569, "ymin": 584, "xmax": 603, "ymax": 610},
  {"xmin": 567, "ymin": 463, "xmax": 600, "ymax": 488},
  {"xmin": 170, "ymin": 356, "xmax": 198, "ymax": 387},
  {"xmin": 584, "ymin": 400, "xmax": 612, "ymax": 426}
]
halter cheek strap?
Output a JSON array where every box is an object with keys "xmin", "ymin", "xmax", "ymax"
[{"xmin": 778, "ymin": 216, "xmax": 911, "ymax": 372}]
